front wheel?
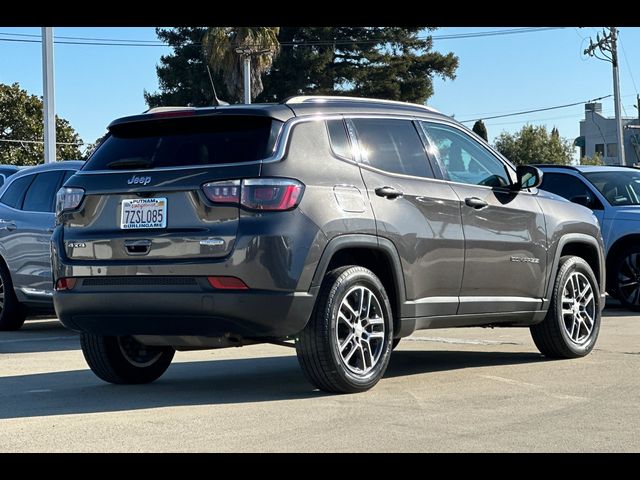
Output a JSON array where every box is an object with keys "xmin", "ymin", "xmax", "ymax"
[
  {"xmin": 530, "ymin": 256, "xmax": 601, "ymax": 358},
  {"xmin": 296, "ymin": 266, "xmax": 394, "ymax": 393},
  {"xmin": 610, "ymin": 246, "xmax": 640, "ymax": 311},
  {"xmin": 81, "ymin": 334, "xmax": 175, "ymax": 384}
]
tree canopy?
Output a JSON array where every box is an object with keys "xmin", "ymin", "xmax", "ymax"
[
  {"xmin": 203, "ymin": 27, "xmax": 280, "ymax": 102},
  {"xmin": 145, "ymin": 27, "xmax": 459, "ymax": 107},
  {"xmin": 0, "ymin": 82, "xmax": 83, "ymax": 166},
  {"xmin": 494, "ymin": 125, "xmax": 575, "ymax": 166}
]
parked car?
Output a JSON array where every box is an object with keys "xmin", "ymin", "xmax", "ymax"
[
  {"xmin": 538, "ymin": 164, "xmax": 640, "ymax": 310},
  {"xmin": 52, "ymin": 97, "xmax": 605, "ymax": 393},
  {"xmin": 0, "ymin": 165, "xmax": 21, "ymax": 188},
  {"xmin": 0, "ymin": 161, "xmax": 84, "ymax": 330}
]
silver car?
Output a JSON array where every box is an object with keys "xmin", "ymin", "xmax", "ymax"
[{"xmin": 0, "ymin": 161, "xmax": 83, "ymax": 330}]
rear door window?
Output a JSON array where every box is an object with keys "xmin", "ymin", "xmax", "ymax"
[
  {"xmin": 84, "ymin": 116, "xmax": 282, "ymax": 171},
  {"xmin": 22, "ymin": 171, "xmax": 65, "ymax": 213},
  {"xmin": 350, "ymin": 118, "xmax": 434, "ymax": 178},
  {"xmin": 0, "ymin": 175, "xmax": 35, "ymax": 209}
]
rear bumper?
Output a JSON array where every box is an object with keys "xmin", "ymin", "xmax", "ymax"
[{"xmin": 54, "ymin": 285, "xmax": 318, "ymax": 338}]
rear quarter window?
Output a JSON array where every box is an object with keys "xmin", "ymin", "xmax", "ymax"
[{"xmin": 83, "ymin": 115, "xmax": 282, "ymax": 171}]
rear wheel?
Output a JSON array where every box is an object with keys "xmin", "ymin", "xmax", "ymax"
[
  {"xmin": 296, "ymin": 266, "xmax": 394, "ymax": 393},
  {"xmin": 531, "ymin": 256, "xmax": 601, "ymax": 358},
  {"xmin": 611, "ymin": 246, "xmax": 640, "ymax": 311},
  {"xmin": 81, "ymin": 334, "xmax": 175, "ymax": 384},
  {"xmin": 0, "ymin": 262, "xmax": 26, "ymax": 331}
]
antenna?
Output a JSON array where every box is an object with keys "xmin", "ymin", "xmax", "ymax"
[{"xmin": 206, "ymin": 64, "xmax": 222, "ymax": 107}]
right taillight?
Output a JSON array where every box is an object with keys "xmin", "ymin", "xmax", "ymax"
[
  {"xmin": 55, "ymin": 187, "xmax": 85, "ymax": 216},
  {"xmin": 202, "ymin": 178, "xmax": 304, "ymax": 212}
]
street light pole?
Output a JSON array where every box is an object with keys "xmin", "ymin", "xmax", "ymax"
[{"xmin": 42, "ymin": 27, "xmax": 56, "ymax": 163}]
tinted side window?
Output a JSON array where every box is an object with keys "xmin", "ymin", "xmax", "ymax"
[
  {"xmin": 22, "ymin": 171, "xmax": 64, "ymax": 213},
  {"xmin": 540, "ymin": 172, "xmax": 603, "ymax": 209},
  {"xmin": 326, "ymin": 120, "xmax": 352, "ymax": 160},
  {"xmin": 0, "ymin": 175, "xmax": 35, "ymax": 209},
  {"xmin": 423, "ymin": 122, "xmax": 510, "ymax": 188},
  {"xmin": 351, "ymin": 118, "xmax": 434, "ymax": 178},
  {"xmin": 62, "ymin": 170, "xmax": 76, "ymax": 185}
]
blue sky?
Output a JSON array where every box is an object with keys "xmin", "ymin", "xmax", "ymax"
[{"xmin": 1, "ymin": 27, "xmax": 638, "ymax": 157}]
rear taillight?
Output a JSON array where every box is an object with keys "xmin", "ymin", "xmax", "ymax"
[
  {"xmin": 55, "ymin": 187, "xmax": 85, "ymax": 216},
  {"xmin": 202, "ymin": 180, "xmax": 241, "ymax": 204},
  {"xmin": 202, "ymin": 178, "xmax": 304, "ymax": 211},
  {"xmin": 55, "ymin": 278, "xmax": 77, "ymax": 291}
]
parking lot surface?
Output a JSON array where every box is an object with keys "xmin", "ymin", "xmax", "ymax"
[{"xmin": 0, "ymin": 305, "xmax": 638, "ymax": 452}]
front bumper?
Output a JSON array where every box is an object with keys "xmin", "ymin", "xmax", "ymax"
[{"xmin": 54, "ymin": 281, "xmax": 318, "ymax": 338}]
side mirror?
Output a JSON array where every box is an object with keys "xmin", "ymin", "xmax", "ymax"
[
  {"xmin": 569, "ymin": 194, "xmax": 593, "ymax": 208},
  {"xmin": 515, "ymin": 165, "xmax": 543, "ymax": 190}
]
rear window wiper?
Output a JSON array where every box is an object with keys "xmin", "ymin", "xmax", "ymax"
[{"xmin": 106, "ymin": 158, "xmax": 153, "ymax": 170}]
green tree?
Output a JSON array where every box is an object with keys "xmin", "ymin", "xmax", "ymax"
[
  {"xmin": 494, "ymin": 125, "xmax": 574, "ymax": 166},
  {"xmin": 203, "ymin": 27, "xmax": 280, "ymax": 102},
  {"xmin": 144, "ymin": 28, "xmax": 230, "ymax": 108},
  {"xmin": 259, "ymin": 27, "xmax": 458, "ymax": 103},
  {"xmin": 580, "ymin": 152, "xmax": 604, "ymax": 166},
  {"xmin": 0, "ymin": 82, "xmax": 83, "ymax": 166},
  {"xmin": 145, "ymin": 27, "xmax": 458, "ymax": 107},
  {"xmin": 472, "ymin": 120, "xmax": 488, "ymax": 141}
]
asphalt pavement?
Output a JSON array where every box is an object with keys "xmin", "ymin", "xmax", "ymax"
[{"xmin": 0, "ymin": 304, "xmax": 638, "ymax": 452}]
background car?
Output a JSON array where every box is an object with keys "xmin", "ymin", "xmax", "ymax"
[
  {"xmin": 0, "ymin": 161, "xmax": 83, "ymax": 330},
  {"xmin": 538, "ymin": 165, "xmax": 640, "ymax": 310},
  {"xmin": 0, "ymin": 165, "xmax": 21, "ymax": 188}
]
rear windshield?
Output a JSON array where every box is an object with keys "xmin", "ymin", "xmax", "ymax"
[{"xmin": 83, "ymin": 115, "xmax": 282, "ymax": 171}]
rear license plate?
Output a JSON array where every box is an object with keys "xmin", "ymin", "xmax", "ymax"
[{"xmin": 120, "ymin": 198, "xmax": 167, "ymax": 229}]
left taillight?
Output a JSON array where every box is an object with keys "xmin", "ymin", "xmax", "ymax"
[
  {"xmin": 55, "ymin": 187, "xmax": 85, "ymax": 216},
  {"xmin": 202, "ymin": 178, "xmax": 304, "ymax": 212},
  {"xmin": 55, "ymin": 278, "xmax": 76, "ymax": 291}
]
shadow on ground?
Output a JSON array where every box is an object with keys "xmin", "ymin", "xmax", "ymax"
[
  {"xmin": 0, "ymin": 349, "xmax": 544, "ymax": 420},
  {"xmin": 0, "ymin": 320, "xmax": 78, "ymax": 354}
]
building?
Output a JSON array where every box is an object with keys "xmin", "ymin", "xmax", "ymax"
[{"xmin": 576, "ymin": 102, "xmax": 640, "ymax": 166}]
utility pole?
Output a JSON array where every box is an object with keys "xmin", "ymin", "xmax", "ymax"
[
  {"xmin": 42, "ymin": 27, "xmax": 56, "ymax": 163},
  {"xmin": 235, "ymin": 47, "xmax": 272, "ymax": 105},
  {"xmin": 584, "ymin": 27, "xmax": 626, "ymax": 166}
]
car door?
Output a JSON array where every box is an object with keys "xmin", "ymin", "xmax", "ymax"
[
  {"xmin": 348, "ymin": 117, "xmax": 464, "ymax": 317},
  {"xmin": 0, "ymin": 170, "xmax": 65, "ymax": 294},
  {"xmin": 420, "ymin": 121, "xmax": 548, "ymax": 314}
]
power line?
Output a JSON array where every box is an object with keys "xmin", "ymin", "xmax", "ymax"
[
  {"xmin": 458, "ymin": 95, "xmax": 613, "ymax": 123},
  {"xmin": 0, "ymin": 138, "xmax": 83, "ymax": 145},
  {"xmin": 618, "ymin": 34, "xmax": 639, "ymax": 95},
  {"xmin": 0, "ymin": 27, "xmax": 566, "ymax": 48}
]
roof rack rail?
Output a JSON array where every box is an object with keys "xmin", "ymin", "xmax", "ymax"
[
  {"xmin": 144, "ymin": 106, "xmax": 196, "ymax": 114},
  {"xmin": 283, "ymin": 95, "xmax": 439, "ymax": 113}
]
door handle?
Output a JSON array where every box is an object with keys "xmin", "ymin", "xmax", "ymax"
[
  {"xmin": 375, "ymin": 186, "xmax": 404, "ymax": 199},
  {"xmin": 0, "ymin": 221, "xmax": 17, "ymax": 231},
  {"xmin": 464, "ymin": 197, "xmax": 488, "ymax": 209}
]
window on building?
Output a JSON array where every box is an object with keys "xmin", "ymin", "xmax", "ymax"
[
  {"xmin": 595, "ymin": 144, "xmax": 605, "ymax": 156},
  {"xmin": 607, "ymin": 143, "xmax": 617, "ymax": 158}
]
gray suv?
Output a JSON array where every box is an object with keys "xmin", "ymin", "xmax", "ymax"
[{"xmin": 52, "ymin": 96, "xmax": 606, "ymax": 393}]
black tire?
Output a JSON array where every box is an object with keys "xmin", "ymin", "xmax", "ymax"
[
  {"xmin": 392, "ymin": 338, "xmax": 401, "ymax": 350},
  {"xmin": 296, "ymin": 266, "xmax": 394, "ymax": 394},
  {"xmin": 530, "ymin": 256, "xmax": 601, "ymax": 359},
  {"xmin": 81, "ymin": 333, "xmax": 175, "ymax": 384},
  {"xmin": 0, "ymin": 261, "xmax": 26, "ymax": 331},
  {"xmin": 610, "ymin": 246, "xmax": 640, "ymax": 311}
]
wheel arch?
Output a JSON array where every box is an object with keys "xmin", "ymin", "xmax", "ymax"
[
  {"xmin": 310, "ymin": 235, "xmax": 406, "ymax": 335},
  {"xmin": 546, "ymin": 234, "xmax": 605, "ymax": 303}
]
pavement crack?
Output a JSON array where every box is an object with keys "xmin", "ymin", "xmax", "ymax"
[{"xmin": 406, "ymin": 336, "xmax": 520, "ymax": 346}]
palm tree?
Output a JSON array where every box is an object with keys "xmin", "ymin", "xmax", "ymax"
[{"xmin": 203, "ymin": 27, "xmax": 280, "ymax": 103}]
